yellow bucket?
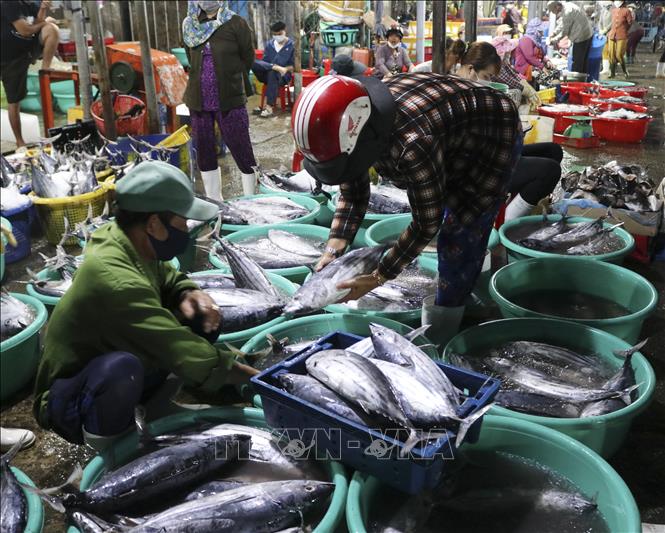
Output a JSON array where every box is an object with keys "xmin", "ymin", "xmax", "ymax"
[
  {"xmin": 29, "ymin": 183, "xmax": 111, "ymax": 246},
  {"xmin": 157, "ymin": 125, "xmax": 191, "ymax": 148}
]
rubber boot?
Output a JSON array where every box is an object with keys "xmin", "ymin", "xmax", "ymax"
[
  {"xmin": 83, "ymin": 427, "xmax": 133, "ymax": 468},
  {"xmin": 601, "ymin": 59, "xmax": 611, "ymax": 76},
  {"xmin": 609, "ymin": 62, "xmax": 616, "ymax": 79},
  {"xmin": 657, "ymin": 63, "xmax": 665, "ymax": 78},
  {"xmin": 0, "ymin": 427, "xmax": 36, "ymax": 452},
  {"xmin": 504, "ymin": 194, "xmax": 537, "ymax": 221},
  {"xmin": 200, "ymin": 168, "xmax": 223, "ymax": 202},
  {"xmin": 241, "ymin": 171, "xmax": 256, "ymax": 196},
  {"xmin": 621, "ymin": 60, "xmax": 629, "ymax": 79},
  {"xmin": 143, "ymin": 375, "xmax": 211, "ymax": 422},
  {"xmin": 421, "ymin": 295, "xmax": 465, "ymax": 349}
]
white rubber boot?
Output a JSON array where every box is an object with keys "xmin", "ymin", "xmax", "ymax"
[
  {"xmin": 504, "ymin": 194, "xmax": 537, "ymax": 221},
  {"xmin": 600, "ymin": 59, "xmax": 611, "ymax": 76},
  {"xmin": 241, "ymin": 171, "xmax": 257, "ymax": 196},
  {"xmin": 83, "ymin": 427, "xmax": 133, "ymax": 468},
  {"xmin": 200, "ymin": 168, "xmax": 223, "ymax": 202},
  {"xmin": 421, "ymin": 295, "xmax": 465, "ymax": 349},
  {"xmin": 657, "ymin": 63, "xmax": 665, "ymax": 78},
  {"xmin": 0, "ymin": 427, "xmax": 36, "ymax": 452}
]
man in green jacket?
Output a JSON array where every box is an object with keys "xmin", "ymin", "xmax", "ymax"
[{"xmin": 33, "ymin": 161, "xmax": 257, "ymax": 448}]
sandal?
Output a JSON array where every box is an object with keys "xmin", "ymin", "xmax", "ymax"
[{"xmin": 260, "ymin": 107, "xmax": 274, "ymax": 118}]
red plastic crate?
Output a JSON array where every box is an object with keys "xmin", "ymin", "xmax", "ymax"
[
  {"xmin": 592, "ymin": 116, "xmax": 651, "ymax": 143},
  {"xmin": 580, "ymin": 88, "xmax": 631, "ymax": 106},
  {"xmin": 538, "ymin": 105, "xmax": 590, "ymax": 134},
  {"xmin": 553, "ymin": 133, "xmax": 601, "ymax": 149},
  {"xmin": 559, "ymin": 82, "xmax": 594, "ymax": 104},
  {"xmin": 589, "ymin": 100, "xmax": 648, "ymax": 114}
]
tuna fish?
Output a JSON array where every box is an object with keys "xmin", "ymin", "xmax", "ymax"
[
  {"xmin": 495, "ymin": 390, "xmax": 582, "ymax": 418},
  {"xmin": 367, "ymin": 184, "xmax": 410, "ymax": 214},
  {"xmin": 258, "ymin": 168, "xmax": 334, "ymax": 198},
  {"xmin": 284, "ymin": 246, "xmax": 387, "ymax": 316},
  {"xmin": 191, "ymin": 273, "xmax": 237, "ymax": 290},
  {"xmin": 229, "ymin": 196, "xmax": 310, "ymax": 225},
  {"xmin": 183, "ymin": 480, "xmax": 246, "ymax": 502},
  {"xmin": 268, "ymin": 229, "xmax": 323, "ymax": 259},
  {"xmin": 1, "ymin": 290, "xmax": 37, "ymax": 341},
  {"xmin": 1, "ymin": 441, "xmax": 27, "ymax": 533},
  {"xmin": 126, "ymin": 480, "xmax": 334, "ymax": 533}
]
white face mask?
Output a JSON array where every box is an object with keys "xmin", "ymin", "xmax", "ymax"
[
  {"xmin": 273, "ymin": 34, "xmax": 287, "ymax": 44},
  {"xmin": 388, "ymin": 41, "xmax": 401, "ymax": 49}
]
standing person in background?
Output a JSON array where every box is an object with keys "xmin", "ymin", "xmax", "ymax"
[
  {"xmin": 547, "ymin": 1, "xmax": 594, "ymax": 76},
  {"xmin": 182, "ymin": 0, "xmax": 258, "ymax": 200},
  {"xmin": 251, "ymin": 21, "xmax": 295, "ymax": 119},
  {"xmin": 503, "ymin": 2, "xmax": 523, "ymax": 37},
  {"xmin": 598, "ymin": 1, "xmax": 614, "ymax": 75},
  {"xmin": 625, "ymin": 5, "xmax": 644, "ymax": 64},
  {"xmin": 374, "ymin": 28, "xmax": 414, "ymax": 79},
  {"xmin": 0, "ymin": 0, "xmax": 60, "ymax": 150},
  {"xmin": 606, "ymin": 0, "xmax": 633, "ymax": 78}
]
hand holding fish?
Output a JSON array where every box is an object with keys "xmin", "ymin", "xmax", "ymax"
[
  {"xmin": 225, "ymin": 361, "xmax": 261, "ymax": 385},
  {"xmin": 179, "ymin": 290, "xmax": 221, "ymax": 334},
  {"xmin": 314, "ymin": 238, "xmax": 348, "ymax": 272},
  {"xmin": 335, "ymin": 273, "xmax": 381, "ymax": 303}
]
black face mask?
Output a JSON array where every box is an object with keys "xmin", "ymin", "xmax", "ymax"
[{"xmin": 148, "ymin": 223, "xmax": 190, "ymax": 261}]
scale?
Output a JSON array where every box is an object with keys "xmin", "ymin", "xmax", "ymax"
[{"xmin": 555, "ymin": 116, "xmax": 600, "ymax": 148}]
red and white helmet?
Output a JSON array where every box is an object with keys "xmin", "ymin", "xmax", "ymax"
[{"xmin": 292, "ymin": 76, "xmax": 372, "ymax": 163}]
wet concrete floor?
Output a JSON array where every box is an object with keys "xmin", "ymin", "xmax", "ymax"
[{"xmin": 1, "ymin": 44, "xmax": 664, "ymax": 531}]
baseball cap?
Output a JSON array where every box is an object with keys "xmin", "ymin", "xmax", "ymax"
[
  {"xmin": 331, "ymin": 55, "xmax": 367, "ymax": 76},
  {"xmin": 115, "ymin": 161, "xmax": 218, "ymax": 221}
]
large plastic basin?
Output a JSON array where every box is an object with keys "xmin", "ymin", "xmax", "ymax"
[
  {"xmin": 258, "ymin": 183, "xmax": 334, "ymax": 227},
  {"xmin": 346, "ymin": 415, "xmax": 641, "ymax": 533},
  {"xmin": 0, "ymin": 293, "xmax": 48, "ymax": 402},
  {"xmin": 443, "ymin": 318, "xmax": 656, "ymax": 457},
  {"xmin": 12, "ymin": 466, "xmax": 45, "ymax": 533},
  {"xmin": 67, "ymin": 407, "xmax": 347, "ymax": 533},
  {"xmin": 498, "ymin": 215, "xmax": 635, "ymax": 264},
  {"xmin": 489, "ymin": 258, "xmax": 658, "ymax": 343},
  {"xmin": 208, "ymin": 223, "xmax": 329, "ymax": 284}
]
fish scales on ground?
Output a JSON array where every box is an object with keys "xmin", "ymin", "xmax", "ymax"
[
  {"xmin": 284, "ymin": 246, "xmax": 387, "ymax": 316},
  {"xmin": 1, "ymin": 442, "xmax": 27, "ymax": 533},
  {"xmin": 1, "ymin": 290, "xmax": 37, "ymax": 341}
]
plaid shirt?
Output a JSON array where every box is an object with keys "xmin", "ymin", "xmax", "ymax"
[
  {"xmin": 330, "ymin": 74, "xmax": 521, "ymax": 279},
  {"xmin": 493, "ymin": 63, "xmax": 525, "ymax": 90}
]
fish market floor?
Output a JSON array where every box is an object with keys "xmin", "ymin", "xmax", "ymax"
[{"xmin": 2, "ymin": 45, "xmax": 665, "ymax": 531}]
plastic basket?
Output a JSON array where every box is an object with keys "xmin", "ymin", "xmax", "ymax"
[
  {"xmin": 91, "ymin": 94, "xmax": 146, "ymax": 137},
  {"xmin": 12, "ymin": 467, "xmax": 45, "ymax": 533},
  {"xmin": 113, "ymin": 132, "xmax": 191, "ymax": 174},
  {"xmin": 170, "ymin": 47, "xmax": 189, "ymax": 68},
  {"xmin": 580, "ymin": 88, "xmax": 632, "ymax": 106},
  {"xmin": 589, "ymin": 100, "xmax": 648, "ymax": 114},
  {"xmin": 537, "ymin": 87, "xmax": 556, "ymax": 103},
  {"xmin": 558, "ymin": 82, "xmax": 594, "ymax": 104},
  {"xmin": 252, "ymin": 331, "xmax": 500, "ymax": 494},
  {"xmin": 537, "ymin": 105, "xmax": 590, "ymax": 134},
  {"xmin": 1, "ymin": 203, "xmax": 32, "ymax": 264},
  {"xmin": 553, "ymin": 133, "xmax": 601, "ymax": 149},
  {"xmin": 592, "ymin": 116, "xmax": 651, "ymax": 144},
  {"xmin": 29, "ymin": 183, "xmax": 111, "ymax": 246}
]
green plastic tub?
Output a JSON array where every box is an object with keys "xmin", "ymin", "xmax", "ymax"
[
  {"xmin": 26, "ymin": 258, "xmax": 180, "ymax": 314},
  {"xmin": 241, "ymin": 313, "xmax": 437, "ymax": 408},
  {"xmin": 443, "ymin": 318, "xmax": 656, "ymax": 457},
  {"xmin": 221, "ymin": 193, "xmax": 322, "ymax": 234},
  {"xmin": 327, "ymin": 193, "xmax": 401, "ymax": 230},
  {"xmin": 1, "ymin": 216, "xmax": 10, "ymax": 281},
  {"xmin": 499, "ymin": 215, "xmax": 635, "ymax": 264},
  {"xmin": 258, "ymin": 183, "xmax": 335, "ymax": 227},
  {"xmin": 27, "ymin": 71, "xmax": 40, "ymax": 92},
  {"xmin": 13, "ymin": 466, "xmax": 45, "ymax": 533},
  {"xmin": 51, "ymin": 80, "xmax": 76, "ymax": 113},
  {"xmin": 67, "ymin": 407, "xmax": 347, "ymax": 533},
  {"xmin": 208, "ymin": 223, "xmax": 329, "ymax": 283},
  {"xmin": 346, "ymin": 415, "xmax": 641, "ymax": 533},
  {"xmin": 188, "ymin": 269, "xmax": 296, "ymax": 348},
  {"xmin": 319, "ymin": 257, "xmax": 438, "ymax": 327},
  {"xmin": 489, "ymin": 258, "xmax": 658, "ymax": 343},
  {"xmin": 21, "ymin": 92, "xmax": 42, "ymax": 112},
  {"xmin": 170, "ymin": 47, "xmax": 190, "ymax": 68},
  {"xmin": 0, "ymin": 293, "xmax": 48, "ymax": 402}
]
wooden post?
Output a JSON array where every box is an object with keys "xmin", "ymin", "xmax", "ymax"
[
  {"xmin": 86, "ymin": 0, "xmax": 115, "ymax": 138},
  {"xmin": 416, "ymin": 0, "xmax": 425, "ymax": 63},
  {"xmin": 431, "ymin": 0, "xmax": 446, "ymax": 74},
  {"xmin": 293, "ymin": 0, "xmax": 302, "ymax": 100},
  {"xmin": 464, "ymin": 0, "xmax": 477, "ymax": 43},
  {"xmin": 135, "ymin": 0, "xmax": 161, "ymax": 134},
  {"xmin": 70, "ymin": 1, "xmax": 92, "ymax": 120}
]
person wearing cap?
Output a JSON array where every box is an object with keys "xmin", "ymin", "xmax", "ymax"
[
  {"xmin": 33, "ymin": 161, "xmax": 258, "ymax": 450},
  {"xmin": 292, "ymin": 74, "xmax": 521, "ymax": 346},
  {"xmin": 331, "ymin": 54, "xmax": 367, "ymax": 77},
  {"xmin": 373, "ymin": 28, "xmax": 414, "ymax": 79},
  {"xmin": 606, "ymin": 0, "xmax": 633, "ymax": 78},
  {"xmin": 502, "ymin": 2, "xmax": 523, "ymax": 37},
  {"xmin": 547, "ymin": 1, "xmax": 594, "ymax": 75},
  {"xmin": 490, "ymin": 35, "xmax": 541, "ymax": 109}
]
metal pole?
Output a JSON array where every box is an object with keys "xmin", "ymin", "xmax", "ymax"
[
  {"xmin": 136, "ymin": 0, "xmax": 161, "ymax": 133},
  {"xmin": 143, "ymin": 1, "xmax": 151, "ymax": 48},
  {"xmin": 416, "ymin": 0, "xmax": 425, "ymax": 63},
  {"xmin": 165, "ymin": 1, "xmax": 170, "ymax": 52},
  {"xmin": 431, "ymin": 0, "xmax": 446, "ymax": 74},
  {"xmin": 294, "ymin": 0, "xmax": 302, "ymax": 101},
  {"xmin": 87, "ymin": 0, "xmax": 115, "ymax": 138},
  {"xmin": 71, "ymin": 0, "xmax": 92, "ymax": 120},
  {"xmin": 175, "ymin": 0, "xmax": 181, "ymax": 43},
  {"xmin": 464, "ymin": 0, "xmax": 477, "ymax": 43},
  {"xmin": 152, "ymin": 1, "xmax": 158, "ymax": 50}
]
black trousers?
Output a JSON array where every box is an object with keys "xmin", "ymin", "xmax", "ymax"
[
  {"xmin": 572, "ymin": 37, "xmax": 593, "ymax": 75},
  {"xmin": 509, "ymin": 142, "xmax": 563, "ymax": 205}
]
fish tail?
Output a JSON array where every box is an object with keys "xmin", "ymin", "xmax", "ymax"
[
  {"xmin": 619, "ymin": 383, "xmax": 642, "ymax": 405},
  {"xmin": 1, "ymin": 434, "xmax": 28, "ymax": 463},
  {"xmin": 455, "ymin": 403, "xmax": 493, "ymax": 449},
  {"xmin": 612, "ymin": 339, "xmax": 648, "ymax": 362},
  {"xmin": 20, "ymin": 464, "xmax": 83, "ymax": 513},
  {"xmin": 19, "ymin": 483, "xmax": 67, "ymax": 513},
  {"xmin": 404, "ymin": 324, "xmax": 431, "ymax": 341},
  {"xmin": 401, "ymin": 429, "xmax": 422, "ymax": 457}
]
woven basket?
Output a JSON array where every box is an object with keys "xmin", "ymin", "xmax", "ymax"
[{"xmin": 30, "ymin": 183, "xmax": 111, "ymax": 245}]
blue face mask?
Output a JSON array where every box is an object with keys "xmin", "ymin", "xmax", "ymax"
[{"xmin": 148, "ymin": 222, "xmax": 190, "ymax": 261}]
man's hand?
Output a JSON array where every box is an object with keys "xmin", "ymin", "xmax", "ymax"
[
  {"xmin": 314, "ymin": 238, "xmax": 348, "ymax": 272},
  {"xmin": 225, "ymin": 361, "xmax": 260, "ymax": 385},
  {"xmin": 179, "ymin": 290, "xmax": 221, "ymax": 334},
  {"xmin": 272, "ymin": 64, "xmax": 287, "ymax": 75},
  {"xmin": 335, "ymin": 273, "xmax": 381, "ymax": 303}
]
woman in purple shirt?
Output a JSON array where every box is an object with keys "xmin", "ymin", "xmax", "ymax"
[{"xmin": 373, "ymin": 28, "xmax": 414, "ymax": 79}]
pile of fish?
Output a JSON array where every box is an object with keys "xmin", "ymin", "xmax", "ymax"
[
  {"xmin": 67, "ymin": 203, "xmax": 112, "ymax": 244},
  {"xmin": 1, "ymin": 155, "xmax": 32, "ymax": 191},
  {"xmin": 278, "ymin": 323, "xmax": 492, "ymax": 452},
  {"xmin": 508, "ymin": 212, "xmax": 625, "ymax": 255},
  {"xmin": 211, "ymin": 229, "xmax": 325, "ymax": 270},
  {"xmin": 0, "ymin": 290, "xmax": 37, "ymax": 341},
  {"xmin": 1, "ymin": 441, "xmax": 28, "ymax": 533},
  {"xmin": 258, "ymin": 167, "xmax": 336, "ymax": 198},
  {"xmin": 539, "ymin": 103, "xmax": 589, "ymax": 114},
  {"xmin": 560, "ymin": 161, "xmax": 660, "ymax": 212},
  {"xmin": 342, "ymin": 262, "xmax": 436, "ymax": 312},
  {"xmin": 449, "ymin": 339, "xmax": 645, "ymax": 418},
  {"xmin": 216, "ymin": 196, "xmax": 312, "ymax": 225},
  {"xmin": 27, "ymin": 418, "xmax": 333, "ymax": 533},
  {"xmin": 367, "ymin": 183, "xmax": 410, "ymax": 214},
  {"xmin": 602, "ymin": 95, "xmax": 645, "ymax": 105},
  {"xmin": 597, "ymin": 108, "xmax": 650, "ymax": 120}
]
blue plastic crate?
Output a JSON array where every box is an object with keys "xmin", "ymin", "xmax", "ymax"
[
  {"xmin": 252, "ymin": 331, "xmax": 500, "ymax": 494},
  {"xmin": 1, "ymin": 203, "xmax": 32, "ymax": 264}
]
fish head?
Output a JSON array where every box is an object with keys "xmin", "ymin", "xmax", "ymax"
[{"xmin": 281, "ymin": 480, "xmax": 336, "ymax": 508}]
